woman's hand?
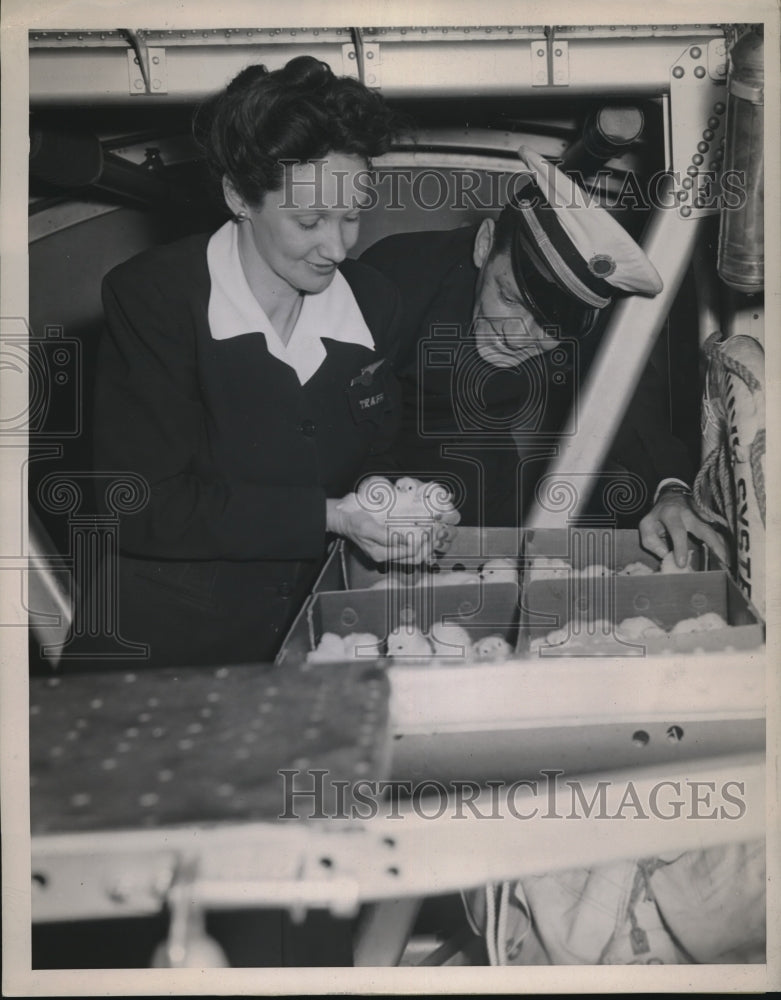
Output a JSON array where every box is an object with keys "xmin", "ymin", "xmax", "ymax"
[
  {"xmin": 327, "ymin": 497, "xmax": 458, "ymax": 565},
  {"xmin": 639, "ymin": 490, "xmax": 730, "ymax": 568}
]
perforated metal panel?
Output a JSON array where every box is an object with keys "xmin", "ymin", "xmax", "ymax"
[{"xmin": 30, "ymin": 660, "xmax": 391, "ymax": 835}]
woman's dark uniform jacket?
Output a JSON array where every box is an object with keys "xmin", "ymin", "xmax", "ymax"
[
  {"xmin": 361, "ymin": 226, "xmax": 694, "ymax": 526},
  {"xmin": 92, "ymin": 233, "xmax": 402, "ymax": 668}
]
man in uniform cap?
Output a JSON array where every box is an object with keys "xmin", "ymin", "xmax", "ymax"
[{"xmin": 361, "ymin": 147, "xmax": 726, "ymax": 565}]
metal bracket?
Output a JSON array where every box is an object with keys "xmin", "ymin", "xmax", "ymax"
[
  {"xmin": 531, "ymin": 32, "xmax": 569, "ymax": 87},
  {"xmin": 669, "ymin": 42, "xmax": 728, "ymax": 219},
  {"xmin": 707, "ymin": 36, "xmax": 729, "ymax": 81},
  {"xmin": 551, "ymin": 39, "xmax": 569, "ymax": 86},
  {"xmin": 126, "ymin": 36, "xmax": 168, "ymax": 95},
  {"xmin": 342, "ymin": 39, "xmax": 381, "ymax": 88},
  {"xmin": 530, "ymin": 39, "xmax": 549, "ymax": 86}
]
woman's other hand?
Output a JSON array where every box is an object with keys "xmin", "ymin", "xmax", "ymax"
[{"xmin": 639, "ymin": 489, "xmax": 730, "ymax": 568}]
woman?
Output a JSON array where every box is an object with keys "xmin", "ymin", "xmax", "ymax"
[{"xmin": 92, "ymin": 56, "xmax": 443, "ymax": 668}]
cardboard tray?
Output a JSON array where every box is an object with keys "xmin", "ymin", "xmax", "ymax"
[
  {"xmin": 275, "ymin": 576, "xmax": 520, "ymax": 668},
  {"xmin": 519, "ymin": 568, "xmax": 764, "ymax": 657},
  {"xmin": 341, "ymin": 527, "xmax": 523, "ymax": 591}
]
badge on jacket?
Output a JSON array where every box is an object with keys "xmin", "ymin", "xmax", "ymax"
[{"xmin": 347, "ymin": 358, "xmax": 389, "ymax": 423}]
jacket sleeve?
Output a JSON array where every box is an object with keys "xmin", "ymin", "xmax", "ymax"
[
  {"xmin": 94, "ymin": 262, "xmax": 327, "ymax": 562},
  {"xmin": 608, "ymin": 354, "xmax": 695, "ymax": 504}
]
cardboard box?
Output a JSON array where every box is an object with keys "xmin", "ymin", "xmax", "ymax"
[
  {"xmin": 519, "ymin": 569, "xmax": 764, "ymax": 657},
  {"xmin": 310, "ymin": 539, "xmax": 345, "ymax": 593},
  {"xmin": 276, "ymin": 576, "xmax": 520, "ymax": 668},
  {"xmin": 341, "ymin": 527, "xmax": 523, "ymax": 591},
  {"xmin": 522, "ymin": 526, "xmax": 705, "ymax": 574}
]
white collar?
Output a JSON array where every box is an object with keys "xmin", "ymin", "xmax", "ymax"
[{"xmin": 206, "ymin": 220, "xmax": 375, "ymax": 385}]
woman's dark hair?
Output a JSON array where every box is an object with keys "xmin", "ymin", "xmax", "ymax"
[{"xmin": 194, "ymin": 55, "xmax": 401, "ymax": 206}]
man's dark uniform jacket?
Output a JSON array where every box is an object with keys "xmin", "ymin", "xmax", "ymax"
[
  {"xmin": 90, "ymin": 233, "xmax": 401, "ymax": 667},
  {"xmin": 361, "ymin": 226, "xmax": 693, "ymax": 526}
]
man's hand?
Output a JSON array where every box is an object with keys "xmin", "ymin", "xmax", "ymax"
[
  {"xmin": 327, "ymin": 497, "xmax": 458, "ymax": 565},
  {"xmin": 639, "ymin": 490, "xmax": 730, "ymax": 568}
]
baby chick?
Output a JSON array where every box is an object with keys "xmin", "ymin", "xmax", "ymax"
[
  {"xmin": 618, "ymin": 560, "xmax": 656, "ymax": 576},
  {"xmin": 660, "ymin": 549, "xmax": 695, "ymax": 574},
  {"xmin": 342, "ymin": 632, "xmax": 383, "ymax": 659},
  {"xmin": 480, "ymin": 558, "xmax": 518, "ymax": 584},
  {"xmin": 385, "ymin": 625, "xmax": 433, "ymax": 664},
  {"xmin": 428, "ymin": 620, "xmax": 473, "ymax": 661},
  {"xmin": 526, "ymin": 557, "xmax": 572, "ymax": 582},
  {"xmin": 615, "ymin": 616, "xmax": 667, "ymax": 641},
  {"xmin": 471, "ymin": 635, "xmax": 513, "ymax": 663},
  {"xmin": 306, "ymin": 632, "xmax": 347, "ymax": 663}
]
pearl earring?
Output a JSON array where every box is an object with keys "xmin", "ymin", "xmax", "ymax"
[{"xmin": 236, "ymin": 211, "xmax": 248, "ymax": 222}]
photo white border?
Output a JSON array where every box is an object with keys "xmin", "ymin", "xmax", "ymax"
[{"xmin": 2, "ymin": 0, "xmax": 779, "ymax": 994}]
